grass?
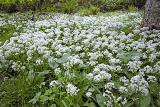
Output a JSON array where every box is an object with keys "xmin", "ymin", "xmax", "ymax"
[{"xmin": 0, "ymin": 25, "xmax": 14, "ymax": 45}]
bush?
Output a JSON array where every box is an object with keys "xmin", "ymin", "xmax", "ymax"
[
  {"xmin": 62, "ymin": 0, "xmax": 78, "ymax": 13},
  {"xmin": 40, "ymin": 4, "xmax": 56, "ymax": 12},
  {"xmin": 0, "ymin": 0, "xmax": 38, "ymax": 5},
  {"xmin": 79, "ymin": 5, "xmax": 100, "ymax": 16},
  {"xmin": 0, "ymin": 0, "xmax": 146, "ymax": 13},
  {"xmin": 88, "ymin": 5, "xmax": 100, "ymax": 15},
  {"xmin": 128, "ymin": 5, "xmax": 138, "ymax": 12}
]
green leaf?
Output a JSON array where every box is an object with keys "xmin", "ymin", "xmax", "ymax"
[
  {"xmin": 44, "ymin": 89, "xmax": 53, "ymax": 95},
  {"xmin": 62, "ymin": 100, "xmax": 68, "ymax": 107},
  {"xmin": 56, "ymin": 53, "xmax": 70, "ymax": 63},
  {"xmin": 83, "ymin": 100, "xmax": 89, "ymax": 106},
  {"xmin": 29, "ymin": 92, "xmax": 41, "ymax": 104},
  {"xmin": 88, "ymin": 102, "xmax": 97, "ymax": 107},
  {"xmin": 91, "ymin": 84, "xmax": 102, "ymax": 95},
  {"xmin": 40, "ymin": 95, "xmax": 49, "ymax": 102},
  {"xmin": 124, "ymin": 101, "xmax": 134, "ymax": 107},
  {"xmin": 96, "ymin": 94, "xmax": 106, "ymax": 107},
  {"xmin": 37, "ymin": 70, "xmax": 50, "ymax": 76},
  {"xmin": 49, "ymin": 61, "xmax": 59, "ymax": 69},
  {"xmin": 51, "ymin": 104, "xmax": 57, "ymax": 107},
  {"xmin": 117, "ymin": 50, "xmax": 142, "ymax": 63},
  {"xmin": 140, "ymin": 94, "xmax": 151, "ymax": 107},
  {"xmin": 49, "ymin": 94, "xmax": 55, "ymax": 100}
]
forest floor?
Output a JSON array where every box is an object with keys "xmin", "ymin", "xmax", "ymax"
[{"xmin": 0, "ymin": 11, "xmax": 160, "ymax": 107}]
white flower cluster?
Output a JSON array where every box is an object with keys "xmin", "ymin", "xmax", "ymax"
[
  {"xmin": 127, "ymin": 60, "xmax": 142, "ymax": 72},
  {"xmin": 0, "ymin": 11, "xmax": 159, "ymax": 105},
  {"xmin": 86, "ymin": 64, "xmax": 112, "ymax": 82},
  {"xmin": 0, "ymin": 18, "xmax": 6, "ymax": 26},
  {"xmin": 129, "ymin": 73, "xmax": 149, "ymax": 96},
  {"xmin": 50, "ymin": 80, "xmax": 59, "ymax": 87},
  {"xmin": 68, "ymin": 55, "xmax": 83, "ymax": 66},
  {"xmin": 66, "ymin": 83, "xmax": 79, "ymax": 96}
]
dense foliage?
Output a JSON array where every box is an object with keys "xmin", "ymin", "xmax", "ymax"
[
  {"xmin": 0, "ymin": 11, "xmax": 160, "ymax": 107},
  {"xmin": 0, "ymin": 0, "xmax": 146, "ymax": 13},
  {"xmin": 0, "ymin": 0, "xmax": 37, "ymax": 4}
]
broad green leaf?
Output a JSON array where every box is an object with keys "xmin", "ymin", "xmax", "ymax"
[
  {"xmin": 29, "ymin": 92, "xmax": 41, "ymax": 104},
  {"xmin": 83, "ymin": 100, "xmax": 89, "ymax": 106},
  {"xmin": 44, "ymin": 89, "xmax": 53, "ymax": 96},
  {"xmin": 51, "ymin": 104, "xmax": 57, "ymax": 107},
  {"xmin": 62, "ymin": 100, "xmax": 68, "ymax": 107},
  {"xmin": 56, "ymin": 53, "xmax": 70, "ymax": 63},
  {"xmin": 91, "ymin": 84, "xmax": 102, "ymax": 95},
  {"xmin": 40, "ymin": 95, "xmax": 49, "ymax": 102},
  {"xmin": 117, "ymin": 50, "xmax": 142, "ymax": 63},
  {"xmin": 140, "ymin": 94, "xmax": 151, "ymax": 107},
  {"xmin": 88, "ymin": 102, "xmax": 97, "ymax": 107},
  {"xmin": 49, "ymin": 94, "xmax": 55, "ymax": 100},
  {"xmin": 37, "ymin": 70, "xmax": 50, "ymax": 76},
  {"xmin": 49, "ymin": 63, "xmax": 59, "ymax": 69},
  {"xmin": 96, "ymin": 94, "xmax": 106, "ymax": 107}
]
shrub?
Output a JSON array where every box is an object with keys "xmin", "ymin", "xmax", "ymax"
[
  {"xmin": 88, "ymin": 5, "xmax": 100, "ymax": 15},
  {"xmin": 128, "ymin": 5, "xmax": 138, "ymax": 12},
  {"xmin": 62, "ymin": 0, "xmax": 78, "ymax": 13},
  {"xmin": 40, "ymin": 4, "xmax": 56, "ymax": 12},
  {"xmin": 79, "ymin": 5, "xmax": 100, "ymax": 16},
  {"xmin": 79, "ymin": 8, "xmax": 90, "ymax": 16},
  {"xmin": 0, "ymin": 0, "xmax": 38, "ymax": 5}
]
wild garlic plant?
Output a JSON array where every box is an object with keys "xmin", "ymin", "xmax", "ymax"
[{"xmin": 0, "ymin": 11, "xmax": 160, "ymax": 107}]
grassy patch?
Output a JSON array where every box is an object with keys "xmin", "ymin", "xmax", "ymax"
[{"xmin": 0, "ymin": 24, "xmax": 15, "ymax": 44}]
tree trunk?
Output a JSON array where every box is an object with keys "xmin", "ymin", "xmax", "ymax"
[{"xmin": 143, "ymin": 0, "xmax": 160, "ymax": 29}]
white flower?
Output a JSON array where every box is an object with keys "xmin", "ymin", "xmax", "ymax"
[
  {"xmin": 119, "ymin": 86, "xmax": 128, "ymax": 94},
  {"xmin": 141, "ymin": 65, "xmax": 153, "ymax": 73},
  {"xmin": 109, "ymin": 58, "xmax": 120, "ymax": 65},
  {"xmin": 21, "ymin": 66, "xmax": 26, "ymax": 70},
  {"xmin": 86, "ymin": 92, "xmax": 92, "ymax": 97},
  {"xmin": 86, "ymin": 73, "xmax": 94, "ymax": 80},
  {"xmin": 50, "ymin": 80, "xmax": 58, "ymax": 87},
  {"xmin": 127, "ymin": 61, "xmax": 142, "ymax": 72},
  {"xmin": 66, "ymin": 83, "xmax": 79, "ymax": 96},
  {"xmin": 133, "ymin": 29, "xmax": 140, "ymax": 34},
  {"xmin": 105, "ymin": 82, "xmax": 115, "ymax": 90},
  {"xmin": 75, "ymin": 46, "xmax": 82, "ymax": 51},
  {"xmin": 93, "ymin": 67, "xmax": 101, "ymax": 73},
  {"xmin": 54, "ymin": 68, "xmax": 62, "ymax": 75},
  {"xmin": 120, "ymin": 76, "xmax": 129, "ymax": 85},
  {"xmin": 68, "ymin": 55, "xmax": 83, "ymax": 66},
  {"xmin": 129, "ymin": 74, "xmax": 149, "ymax": 96},
  {"xmin": 87, "ymin": 61, "xmax": 97, "ymax": 66},
  {"xmin": 36, "ymin": 59, "xmax": 43, "ymax": 65},
  {"xmin": 93, "ymin": 74, "xmax": 101, "ymax": 82},
  {"xmin": 100, "ymin": 71, "xmax": 112, "ymax": 80},
  {"xmin": 147, "ymin": 76, "xmax": 157, "ymax": 82},
  {"xmin": 154, "ymin": 61, "xmax": 160, "ymax": 73},
  {"xmin": 121, "ymin": 98, "xmax": 127, "ymax": 105}
]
